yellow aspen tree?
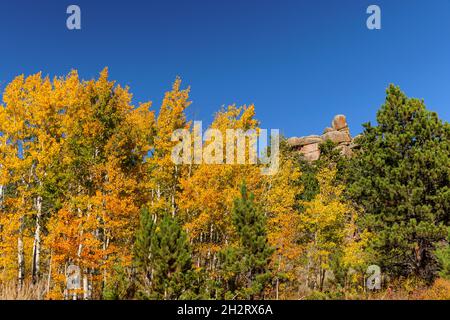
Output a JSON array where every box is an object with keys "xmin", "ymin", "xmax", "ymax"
[
  {"xmin": 45, "ymin": 69, "xmax": 154, "ymax": 299},
  {"xmin": 262, "ymin": 143, "xmax": 303, "ymax": 299},
  {"xmin": 95, "ymin": 101, "xmax": 155, "ymax": 289},
  {"xmin": 178, "ymin": 105, "xmax": 262, "ymax": 273},
  {"xmin": 0, "ymin": 73, "xmax": 65, "ymax": 286},
  {"xmin": 341, "ymin": 217, "xmax": 371, "ymax": 291},
  {"xmin": 299, "ymin": 167, "xmax": 350, "ymax": 292},
  {"xmin": 147, "ymin": 77, "xmax": 191, "ymax": 217}
]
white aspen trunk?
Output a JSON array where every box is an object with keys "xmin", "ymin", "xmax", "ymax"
[
  {"xmin": 207, "ymin": 249, "xmax": 211, "ymax": 271},
  {"xmin": 0, "ymin": 185, "xmax": 3, "ymax": 207},
  {"xmin": 46, "ymin": 251, "xmax": 52, "ymax": 294},
  {"xmin": 17, "ymin": 237, "xmax": 24, "ymax": 287},
  {"xmin": 31, "ymin": 194, "xmax": 42, "ymax": 283},
  {"xmin": 102, "ymin": 234, "xmax": 110, "ymax": 294},
  {"xmin": 209, "ymin": 224, "xmax": 214, "ymax": 270},
  {"xmin": 18, "ymin": 169, "xmax": 33, "ymax": 289},
  {"xmin": 276, "ymin": 255, "xmax": 281, "ymax": 300},
  {"xmin": 171, "ymin": 193, "xmax": 175, "ymax": 217},
  {"xmin": 212, "ymin": 253, "xmax": 217, "ymax": 273},
  {"xmin": 77, "ymin": 239, "xmax": 83, "ymax": 256},
  {"xmin": 17, "ymin": 215, "xmax": 25, "ymax": 289},
  {"xmin": 77, "ymin": 206, "xmax": 83, "ymax": 257},
  {"xmin": 83, "ymin": 274, "xmax": 89, "ymax": 300},
  {"xmin": 172, "ymin": 166, "xmax": 178, "ymax": 217}
]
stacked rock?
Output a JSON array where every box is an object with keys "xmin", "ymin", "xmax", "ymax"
[
  {"xmin": 288, "ymin": 115, "xmax": 355, "ymax": 161},
  {"xmin": 287, "ymin": 135, "xmax": 323, "ymax": 161}
]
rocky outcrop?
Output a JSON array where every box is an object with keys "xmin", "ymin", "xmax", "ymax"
[
  {"xmin": 323, "ymin": 127, "xmax": 334, "ymax": 134},
  {"xmin": 288, "ymin": 114, "xmax": 358, "ymax": 161},
  {"xmin": 322, "ymin": 130, "xmax": 351, "ymax": 144},
  {"xmin": 288, "ymin": 135, "xmax": 323, "ymax": 147},
  {"xmin": 332, "ymin": 115, "xmax": 348, "ymax": 131}
]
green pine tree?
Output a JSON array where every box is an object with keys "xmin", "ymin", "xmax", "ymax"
[
  {"xmin": 133, "ymin": 208, "xmax": 197, "ymax": 299},
  {"xmin": 347, "ymin": 85, "xmax": 450, "ymax": 283},
  {"xmin": 133, "ymin": 207, "xmax": 156, "ymax": 297},
  {"xmin": 220, "ymin": 183, "xmax": 274, "ymax": 299}
]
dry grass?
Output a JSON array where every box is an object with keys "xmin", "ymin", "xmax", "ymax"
[
  {"xmin": 418, "ymin": 278, "xmax": 450, "ymax": 300},
  {"xmin": 0, "ymin": 280, "xmax": 47, "ymax": 300},
  {"xmin": 366, "ymin": 277, "xmax": 450, "ymax": 300},
  {"xmin": 2, "ymin": 277, "xmax": 449, "ymax": 300}
]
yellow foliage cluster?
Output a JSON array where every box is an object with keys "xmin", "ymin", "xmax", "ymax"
[
  {"xmin": 0, "ymin": 69, "xmax": 153, "ymax": 298},
  {"xmin": 0, "ymin": 69, "xmax": 370, "ymax": 299}
]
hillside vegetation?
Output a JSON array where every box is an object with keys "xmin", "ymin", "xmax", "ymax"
[{"xmin": 0, "ymin": 69, "xmax": 449, "ymax": 300}]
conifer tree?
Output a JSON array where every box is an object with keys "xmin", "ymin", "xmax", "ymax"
[
  {"xmin": 220, "ymin": 183, "xmax": 273, "ymax": 299},
  {"xmin": 347, "ymin": 85, "xmax": 450, "ymax": 282},
  {"xmin": 134, "ymin": 209, "xmax": 195, "ymax": 299},
  {"xmin": 133, "ymin": 207, "xmax": 156, "ymax": 296}
]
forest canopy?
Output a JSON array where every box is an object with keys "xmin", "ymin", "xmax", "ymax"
[{"xmin": 0, "ymin": 69, "xmax": 449, "ymax": 300}]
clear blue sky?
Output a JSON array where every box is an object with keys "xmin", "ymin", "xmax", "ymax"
[{"xmin": 1, "ymin": 0, "xmax": 449, "ymax": 137}]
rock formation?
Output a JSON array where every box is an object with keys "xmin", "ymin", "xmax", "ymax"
[{"xmin": 288, "ymin": 114, "xmax": 358, "ymax": 161}]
